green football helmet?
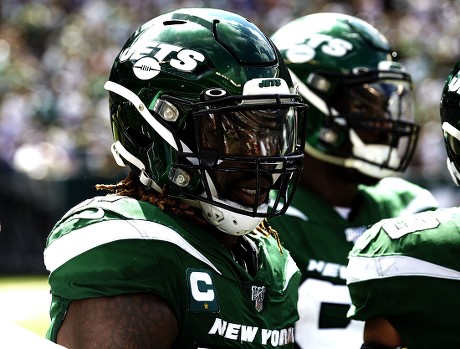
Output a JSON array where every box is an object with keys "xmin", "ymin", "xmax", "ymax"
[
  {"xmin": 271, "ymin": 12, "xmax": 419, "ymax": 179},
  {"xmin": 105, "ymin": 8, "xmax": 308, "ymax": 235},
  {"xmin": 440, "ymin": 60, "xmax": 460, "ymax": 186}
]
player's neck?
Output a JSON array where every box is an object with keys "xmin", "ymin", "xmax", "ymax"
[
  {"xmin": 300, "ymin": 154, "xmax": 359, "ymax": 207},
  {"xmin": 207, "ymin": 227, "xmax": 241, "ymax": 250}
]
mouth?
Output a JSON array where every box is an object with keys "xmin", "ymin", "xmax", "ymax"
[
  {"xmin": 233, "ymin": 178, "xmax": 271, "ymax": 207},
  {"xmin": 208, "ymin": 165, "xmax": 273, "ymax": 208}
]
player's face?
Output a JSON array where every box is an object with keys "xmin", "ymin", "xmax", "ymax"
[
  {"xmin": 346, "ymin": 84, "xmax": 393, "ymax": 144},
  {"xmin": 198, "ymin": 108, "xmax": 294, "ymax": 207},
  {"xmin": 334, "ymin": 80, "xmax": 413, "ymax": 146},
  {"xmin": 198, "ymin": 108, "xmax": 294, "ymax": 157}
]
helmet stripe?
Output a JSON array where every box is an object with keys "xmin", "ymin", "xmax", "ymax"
[{"xmin": 104, "ymin": 81, "xmax": 178, "ymax": 150}]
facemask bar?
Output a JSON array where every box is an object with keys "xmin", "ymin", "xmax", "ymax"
[
  {"xmin": 172, "ymin": 93, "xmax": 307, "ymax": 218},
  {"xmin": 105, "ymin": 79, "xmax": 307, "ymax": 218},
  {"xmin": 307, "ymin": 68, "xmax": 419, "ymax": 175},
  {"xmin": 175, "ymin": 155, "xmax": 303, "ymax": 217},
  {"xmin": 336, "ymin": 77, "xmax": 418, "ymax": 173}
]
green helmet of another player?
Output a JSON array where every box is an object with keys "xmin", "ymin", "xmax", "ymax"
[
  {"xmin": 271, "ymin": 12, "xmax": 419, "ymax": 179},
  {"xmin": 105, "ymin": 8, "xmax": 308, "ymax": 235},
  {"xmin": 440, "ymin": 60, "xmax": 460, "ymax": 185}
]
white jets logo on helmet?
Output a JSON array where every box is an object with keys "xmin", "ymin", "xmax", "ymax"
[
  {"xmin": 284, "ymin": 34, "xmax": 353, "ymax": 64},
  {"xmin": 120, "ymin": 35, "xmax": 206, "ymax": 80},
  {"xmin": 133, "ymin": 57, "xmax": 161, "ymax": 80}
]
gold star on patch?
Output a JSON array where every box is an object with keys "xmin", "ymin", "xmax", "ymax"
[{"xmin": 204, "ymin": 303, "xmax": 209, "ymax": 309}]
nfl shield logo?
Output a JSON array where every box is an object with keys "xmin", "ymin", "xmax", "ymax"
[{"xmin": 251, "ymin": 285, "xmax": 265, "ymax": 312}]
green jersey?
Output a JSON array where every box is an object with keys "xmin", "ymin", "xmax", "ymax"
[
  {"xmin": 269, "ymin": 177, "xmax": 438, "ymax": 349},
  {"xmin": 44, "ymin": 195, "xmax": 301, "ymax": 348},
  {"xmin": 347, "ymin": 207, "xmax": 460, "ymax": 348}
]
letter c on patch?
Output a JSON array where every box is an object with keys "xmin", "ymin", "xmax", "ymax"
[{"xmin": 190, "ymin": 271, "xmax": 215, "ymax": 302}]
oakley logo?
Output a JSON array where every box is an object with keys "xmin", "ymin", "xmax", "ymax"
[
  {"xmin": 259, "ymin": 79, "xmax": 282, "ymax": 88},
  {"xmin": 120, "ymin": 34, "xmax": 205, "ymax": 80}
]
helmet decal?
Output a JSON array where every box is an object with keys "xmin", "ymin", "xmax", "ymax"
[
  {"xmin": 284, "ymin": 35, "xmax": 354, "ymax": 64},
  {"xmin": 122, "ymin": 41, "xmax": 206, "ymax": 80},
  {"xmin": 133, "ymin": 57, "xmax": 161, "ymax": 80}
]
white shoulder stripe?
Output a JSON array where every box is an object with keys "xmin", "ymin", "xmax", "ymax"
[
  {"xmin": 346, "ymin": 255, "xmax": 460, "ymax": 284},
  {"xmin": 284, "ymin": 257, "xmax": 299, "ymax": 291},
  {"xmin": 44, "ymin": 219, "xmax": 221, "ymax": 274},
  {"xmin": 282, "ymin": 205, "xmax": 309, "ymax": 221}
]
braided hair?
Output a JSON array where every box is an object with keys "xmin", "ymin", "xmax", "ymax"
[
  {"xmin": 96, "ymin": 171, "xmax": 207, "ymax": 225},
  {"xmin": 96, "ymin": 171, "xmax": 282, "ymax": 252}
]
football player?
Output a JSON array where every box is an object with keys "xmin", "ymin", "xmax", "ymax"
[
  {"xmin": 43, "ymin": 8, "xmax": 308, "ymax": 349},
  {"xmin": 269, "ymin": 13, "xmax": 438, "ymax": 349},
  {"xmin": 346, "ymin": 60, "xmax": 460, "ymax": 349}
]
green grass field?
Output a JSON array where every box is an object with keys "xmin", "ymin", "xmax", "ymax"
[{"xmin": 0, "ymin": 275, "xmax": 51, "ymax": 337}]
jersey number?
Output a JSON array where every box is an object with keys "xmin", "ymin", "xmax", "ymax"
[
  {"xmin": 383, "ymin": 214, "xmax": 440, "ymax": 239},
  {"xmin": 295, "ymin": 279, "xmax": 364, "ymax": 348}
]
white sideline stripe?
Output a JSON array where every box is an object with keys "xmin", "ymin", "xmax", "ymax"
[
  {"xmin": 44, "ymin": 219, "xmax": 221, "ymax": 274},
  {"xmin": 347, "ymin": 255, "xmax": 460, "ymax": 284}
]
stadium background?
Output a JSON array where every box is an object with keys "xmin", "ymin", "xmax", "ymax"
[{"xmin": 1, "ymin": 0, "xmax": 459, "ymax": 337}]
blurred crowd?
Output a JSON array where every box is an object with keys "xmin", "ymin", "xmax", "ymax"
[{"xmin": 1, "ymin": 0, "xmax": 459, "ymax": 188}]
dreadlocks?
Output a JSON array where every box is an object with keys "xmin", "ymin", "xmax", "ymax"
[
  {"xmin": 95, "ymin": 171, "xmax": 207, "ymax": 225},
  {"xmin": 255, "ymin": 219, "xmax": 283, "ymax": 254},
  {"xmin": 96, "ymin": 171, "xmax": 282, "ymax": 253}
]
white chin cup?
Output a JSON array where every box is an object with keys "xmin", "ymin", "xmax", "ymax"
[
  {"xmin": 348, "ymin": 129, "xmax": 401, "ymax": 178},
  {"xmin": 199, "ymin": 200, "xmax": 266, "ymax": 236},
  {"xmin": 447, "ymin": 158, "xmax": 460, "ymax": 186}
]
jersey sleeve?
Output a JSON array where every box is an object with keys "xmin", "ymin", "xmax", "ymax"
[
  {"xmin": 347, "ymin": 208, "xmax": 460, "ymax": 328},
  {"xmin": 361, "ymin": 177, "xmax": 439, "ymax": 215},
  {"xmin": 44, "ymin": 196, "xmax": 200, "ymax": 341}
]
